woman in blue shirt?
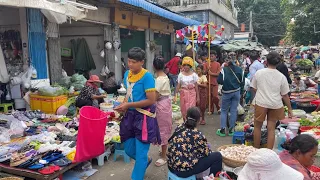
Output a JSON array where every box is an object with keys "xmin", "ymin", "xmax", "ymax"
[{"xmin": 114, "ymin": 47, "xmax": 161, "ymax": 180}]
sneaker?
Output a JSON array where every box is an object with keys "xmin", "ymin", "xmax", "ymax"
[
  {"xmin": 216, "ymin": 128, "xmax": 226, "ymax": 137},
  {"xmin": 228, "ymin": 127, "xmax": 234, "ymax": 136},
  {"xmin": 217, "ymin": 109, "xmax": 221, "ymax": 115}
]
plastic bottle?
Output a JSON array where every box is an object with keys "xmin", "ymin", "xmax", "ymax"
[
  {"xmin": 278, "ymin": 128, "xmax": 286, "ymax": 151},
  {"xmin": 273, "ymin": 129, "xmax": 280, "ymax": 152}
]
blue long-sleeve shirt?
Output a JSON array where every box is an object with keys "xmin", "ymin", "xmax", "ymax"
[{"xmin": 249, "ymin": 60, "xmax": 264, "ymax": 81}]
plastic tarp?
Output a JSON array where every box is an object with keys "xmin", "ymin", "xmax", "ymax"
[{"xmin": 0, "ymin": 0, "xmax": 87, "ymax": 20}]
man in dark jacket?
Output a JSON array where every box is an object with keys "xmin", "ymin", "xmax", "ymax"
[
  {"xmin": 216, "ymin": 52, "xmax": 245, "ymax": 137},
  {"xmin": 276, "ymin": 59, "xmax": 292, "ymax": 85}
]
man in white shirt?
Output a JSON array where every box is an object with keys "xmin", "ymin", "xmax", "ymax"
[
  {"xmin": 314, "ymin": 70, "xmax": 320, "ymax": 96},
  {"xmin": 248, "ymin": 52, "xmax": 265, "ymax": 102},
  {"xmin": 251, "ymin": 51, "xmax": 292, "ymax": 149}
]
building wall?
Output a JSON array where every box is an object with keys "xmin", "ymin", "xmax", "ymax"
[
  {"xmin": 0, "ymin": 6, "xmax": 20, "ymax": 25},
  {"xmin": 59, "ymin": 21, "xmax": 105, "ymax": 76}
]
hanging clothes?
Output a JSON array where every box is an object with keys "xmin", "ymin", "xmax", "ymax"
[
  {"xmin": 0, "ymin": 44, "xmax": 9, "ymax": 83},
  {"xmin": 71, "ymin": 38, "xmax": 96, "ymax": 74}
]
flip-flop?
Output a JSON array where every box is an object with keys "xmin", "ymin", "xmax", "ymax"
[
  {"xmin": 17, "ymin": 155, "xmax": 42, "ymax": 168},
  {"xmin": 0, "ymin": 153, "xmax": 11, "ymax": 163},
  {"xmin": 53, "ymin": 157, "xmax": 72, "ymax": 167},
  {"xmin": 38, "ymin": 166, "xmax": 55, "ymax": 175},
  {"xmin": 28, "ymin": 163, "xmax": 44, "ymax": 170},
  {"xmin": 42, "ymin": 153, "xmax": 63, "ymax": 164},
  {"xmin": 155, "ymin": 158, "xmax": 167, "ymax": 167},
  {"xmin": 216, "ymin": 129, "xmax": 226, "ymax": 137}
]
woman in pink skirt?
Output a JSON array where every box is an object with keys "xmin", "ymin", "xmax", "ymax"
[
  {"xmin": 174, "ymin": 57, "xmax": 199, "ymax": 120},
  {"xmin": 153, "ymin": 56, "xmax": 173, "ymax": 167}
]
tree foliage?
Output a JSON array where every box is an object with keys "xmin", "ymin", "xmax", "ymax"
[
  {"xmin": 235, "ymin": 0, "xmax": 286, "ymax": 46},
  {"xmin": 281, "ymin": 0, "xmax": 320, "ymax": 45}
]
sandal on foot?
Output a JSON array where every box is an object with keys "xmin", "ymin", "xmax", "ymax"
[
  {"xmin": 200, "ymin": 120, "xmax": 206, "ymax": 125},
  {"xmin": 216, "ymin": 129, "xmax": 226, "ymax": 137},
  {"xmin": 155, "ymin": 158, "xmax": 167, "ymax": 167}
]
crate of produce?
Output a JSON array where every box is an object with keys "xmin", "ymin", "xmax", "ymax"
[{"xmin": 29, "ymin": 94, "xmax": 68, "ymax": 114}]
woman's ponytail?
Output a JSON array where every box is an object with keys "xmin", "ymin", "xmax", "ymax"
[{"xmin": 184, "ymin": 107, "xmax": 201, "ymax": 129}]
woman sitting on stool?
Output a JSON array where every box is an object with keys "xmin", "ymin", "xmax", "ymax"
[{"xmin": 167, "ymin": 107, "xmax": 222, "ymax": 178}]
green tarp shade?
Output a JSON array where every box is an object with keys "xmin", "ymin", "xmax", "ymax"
[
  {"xmin": 300, "ymin": 46, "xmax": 310, "ymax": 51},
  {"xmin": 71, "ymin": 38, "xmax": 96, "ymax": 72},
  {"xmin": 221, "ymin": 44, "xmax": 241, "ymax": 51}
]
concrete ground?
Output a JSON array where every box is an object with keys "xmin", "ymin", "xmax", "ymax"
[{"xmin": 88, "ymin": 113, "xmax": 320, "ymax": 180}]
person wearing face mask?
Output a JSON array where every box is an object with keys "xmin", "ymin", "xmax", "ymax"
[
  {"xmin": 279, "ymin": 134, "xmax": 318, "ymax": 180},
  {"xmin": 216, "ymin": 52, "xmax": 245, "ymax": 136}
]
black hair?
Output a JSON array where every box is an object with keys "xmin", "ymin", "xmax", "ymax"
[
  {"xmin": 266, "ymin": 51, "xmax": 281, "ymax": 66},
  {"xmin": 153, "ymin": 56, "xmax": 165, "ymax": 71},
  {"xmin": 210, "ymin": 50, "xmax": 217, "ymax": 56},
  {"xmin": 200, "ymin": 52, "xmax": 208, "ymax": 57},
  {"xmin": 250, "ymin": 51, "xmax": 259, "ymax": 60},
  {"xmin": 107, "ymin": 72, "xmax": 115, "ymax": 79},
  {"xmin": 197, "ymin": 64, "xmax": 204, "ymax": 70},
  {"xmin": 243, "ymin": 52, "xmax": 249, "ymax": 57},
  {"xmin": 281, "ymin": 134, "xmax": 318, "ymax": 154},
  {"xmin": 128, "ymin": 47, "xmax": 146, "ymax": 61},
  {"xmin": 185, "ymin": 107, "xmax": 201, "ymax": 129},
  {"xmin": 294, "ymin": 76, "xmax": 301, "ymax": 81}
]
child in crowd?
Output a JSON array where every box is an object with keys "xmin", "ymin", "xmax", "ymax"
[
  {"xmin": 196, "ymin": 64, "xmax": 208, "ymax": 125},
  {"xmin": 174, "ymin": 57, "xmax": 199, "ymax": 120}
]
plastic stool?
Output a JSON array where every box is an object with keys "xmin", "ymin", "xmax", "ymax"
[
  {"xmin": 95, "ymin": 151, "xmax": 111, "ymax": 166},
  {"xmin": 113, "ymin": 149, "xmax": 130, "ymax": 163},
  {"xmin": 233, "ymin": 131, "xmax": 245, "ymax": 144},
  {"xmin": 168, "ymin": 171, "xmax": 196, "ymax": 180},
  {"xmin": 0, "ymin": 103, "xmax": 13, "ymax": 113}
]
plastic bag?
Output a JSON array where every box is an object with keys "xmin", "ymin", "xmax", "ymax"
[
  {"xmin": 62, "ymin": 69, "xmax": 68, "ymax": 77},
  {"xmin": 100, "ymin": 65, "xmax": 107, "ymax": 76},
  {"xmin": 38, "ymin": 86, "xmax": 64, "ymax": 96},
  {"xmin": 31, "ymin": 66, "xmax": 37, "ymax": 79},
  {"xmin": 237, "ymin": 104, "xmax": 245, "ymax": 115},
  {"xmin": 0, "ymin": 127, "xmax": 10, "ymax": 143},
  {"xmin": 58, "ymin": 76, "xmax": 71, "ymax": 88}
]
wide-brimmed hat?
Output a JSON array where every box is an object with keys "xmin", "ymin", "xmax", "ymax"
[
  {"xmin": 182, "ymin": 56, "xmax": 194, "ymax": 67},
  {"xmin": 238, "ymin": 148, "xmax": 303, "ymax": 180},
  {"xmin": 87, "ymin": 75, "xmax": 103, "ymax": 83}
]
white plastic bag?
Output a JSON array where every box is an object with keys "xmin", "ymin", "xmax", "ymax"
[
  {"xmin": 100, "ymin": 65, "xmax": 107, "ymax": 76},
  {"xmin": 237, "ymin": 104, "xmax": 245, "ymax": 115},
  {"xmin": 31, "ymin": 66, "xmax": 37, "ymax": 79},
  {"xmin": 62, "ymin": 69, "xmax": 68, "ymax": 77}
]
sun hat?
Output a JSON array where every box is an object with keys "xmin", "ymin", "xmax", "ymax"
[
  {"xmin": 238, "ymin": 148, "xmax": 304, "ymax": 180},
  {"xmin": 87, "ymin": 75, "xmax": 103, "ymax": 83},
  {"xmin": 182, "ymin": 57, "xmax": 194, "ymax": 67},
  {"xmin": 175, "ymin": 53, "xmax": 182, "ymax": 57}
]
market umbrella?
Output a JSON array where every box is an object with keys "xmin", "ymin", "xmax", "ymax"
[{"xmin": 301, "ymin": 46, "xmax": 310, "ymax": 51}]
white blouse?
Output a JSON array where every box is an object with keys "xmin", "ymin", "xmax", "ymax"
[{"xmin": 178, "ymin": 72, "xmax": 199, "ymax": 87}]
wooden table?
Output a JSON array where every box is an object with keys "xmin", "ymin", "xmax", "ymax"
[{"xmin": 0, "ymin": 163, "xmax": 79, "ymax": 180}]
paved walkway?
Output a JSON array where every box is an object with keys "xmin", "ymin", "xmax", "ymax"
[{"xmin": 88, "ymin": 114, "xmax": 320, "ymax": 180}]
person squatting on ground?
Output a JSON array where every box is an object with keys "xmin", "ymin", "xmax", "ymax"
[
  {"xmin": 153, "ymin": 56, "xmax": 173, "ymax": 167},
  {"xmin": 167, "ymin": 107, "xmax": 223, "ymax": 178},
  {"xmin": 174, "ymin": 56, "xmax": 200, "ymax": 120},
  {"xmin": 216, "ymin": 52, "xmax": 245, "ymax": 137},
  {"xmin": 115, "ymin": 47, "xmax": 161, "ymax": 180},
  {"xmin": 279, "ymin": 134, "xmax": 318, "ymax": 180}
]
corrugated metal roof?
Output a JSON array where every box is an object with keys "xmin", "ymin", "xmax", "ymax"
[{"xmin": 119, "ymin": 0, "xmax": 201, "ymax": 26}]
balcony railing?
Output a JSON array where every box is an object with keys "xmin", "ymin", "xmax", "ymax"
[{"xmin": 161, "ymin": 0, "xmax": 209, "ymax": 7}]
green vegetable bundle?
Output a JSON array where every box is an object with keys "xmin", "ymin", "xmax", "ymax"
[{"xmin": 297, "ymin": 59, "xmax": 314, "ymax": 67}]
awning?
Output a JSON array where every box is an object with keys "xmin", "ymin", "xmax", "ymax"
[
  {"xmin": 119, "ymin": 0, "xmax": 201, "ymax": 26},
  {"xmin": 0, "ymin": 0, "xmax": 97, "ymax": 21}
]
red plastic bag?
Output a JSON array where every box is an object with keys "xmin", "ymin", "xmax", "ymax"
[{"xmin": 74, "ymin": 106, "xmax": 111, "ymax": 162}]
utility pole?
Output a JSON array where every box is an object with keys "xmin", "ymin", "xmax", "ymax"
[{"xmin": 249, "ymin": 11, "xmax": 253, "ymax": 41}]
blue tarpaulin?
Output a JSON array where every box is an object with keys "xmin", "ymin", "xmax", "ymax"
[{"xmin": 119, "ymin": 0, "xmax": 201, "ymax": 26}]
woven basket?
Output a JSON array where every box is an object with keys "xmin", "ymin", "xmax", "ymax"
[
  {"xmin": 217, "ymin": 144, "xmax": 247, "ymax": 168},
  {"xmin": 0, "ymin": 178, "xmax": 23, "ymax": 180}
]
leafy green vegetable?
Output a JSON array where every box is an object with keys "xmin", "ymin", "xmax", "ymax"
[{"xmin": 298, "ymin": 118, "xmax": 314, "ymax": 126}]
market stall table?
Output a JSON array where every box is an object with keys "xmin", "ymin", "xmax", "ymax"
[{"xmin": 0, "ymin": 162, "xmax": 79, "ymax": 180}]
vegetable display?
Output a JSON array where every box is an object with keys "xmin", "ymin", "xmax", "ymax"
[{"xmin": 297, "ymin": 59, "xmax": 314, "ymax": 67}]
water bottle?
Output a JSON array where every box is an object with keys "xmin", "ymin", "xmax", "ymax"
[
  {"xmin": 278, "ymin": 128, "xmax": 286, "ymax": 151},
  {"xmin": 273, "ymin": 129, "xmax": 280, "ymax": 152}
]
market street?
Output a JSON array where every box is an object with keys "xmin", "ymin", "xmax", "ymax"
[{"xmin": 89, "ymin": 114, "xmax": 320, "ymax": 180}]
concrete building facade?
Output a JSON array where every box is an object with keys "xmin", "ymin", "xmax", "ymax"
[{"xmin": 158, "ymin": 0, "xmax": 238, "ymax": 39}]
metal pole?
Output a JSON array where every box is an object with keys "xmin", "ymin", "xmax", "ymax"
[
  {"xmin": 192, "ymin": 30, "xmax": 196, "ymax": 69},
  {"xmin": 208, "ymin": 24, "xmax": 211, "ymax": 114},
  {"xmin": 249, "ymin": 11, "xmax": 253, "ymax": 41}
]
